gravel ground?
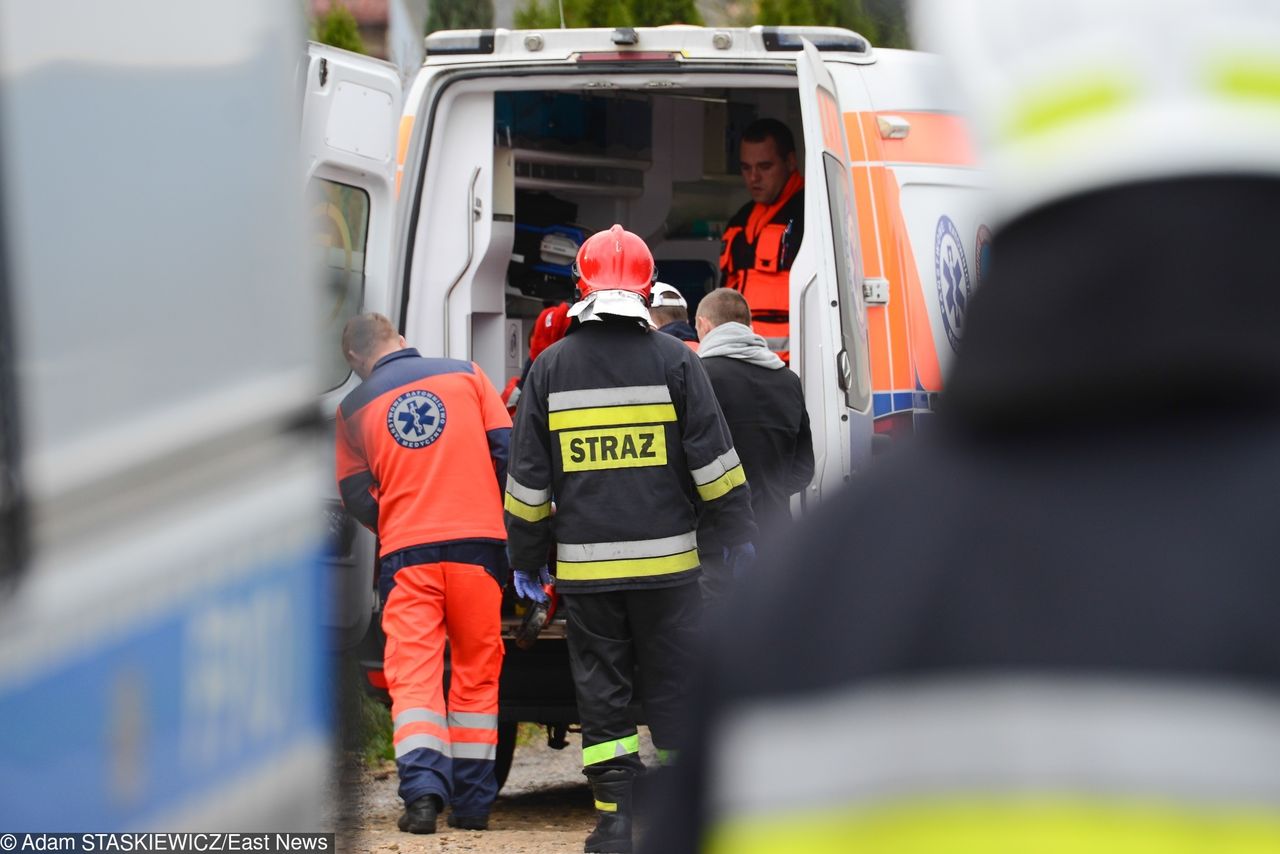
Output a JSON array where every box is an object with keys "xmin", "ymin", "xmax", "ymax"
[{"xmin": 338, "ymin": 729, "xmax": 661, "ymax": 853}]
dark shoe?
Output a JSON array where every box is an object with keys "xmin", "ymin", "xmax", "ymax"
[
  {"xmin": 584, "ymin": 770, "xmax": 632, "ymax": 853},
  {"xmin": 446, "ymin": 812, "xmax": 489, "ymax": 830},
  {"xmin": 398, "ymin": 794, "xmax": 442, "ymax": 834}
]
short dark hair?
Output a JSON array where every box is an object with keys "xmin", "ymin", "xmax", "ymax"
[
  {"xmin": 342, "ymin": 312, "xmax": 398, "ymax": 359},
  {"xmin": 650, "ymin": 304, "xmax": 688, "ymax": 326},
  {"xmin": 741, "ymin": 118, "xmax": 796, "ymax": 158},
  {"xmin": 697, "ymin": 288, "xmax": 752, "ymax": 329}
]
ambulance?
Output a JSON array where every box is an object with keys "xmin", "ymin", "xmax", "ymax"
[{"xmin": 302, "ymin": 24, "xmax": 986, "ymax": 780}]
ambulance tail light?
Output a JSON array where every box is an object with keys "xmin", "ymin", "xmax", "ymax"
[
  {"xmin": 425, "ymin": 30, "xmax": 495, "ymax": 56},
  {"xmin": 576, "ymin": 51, "xmax": 679, "ymax": 62}
]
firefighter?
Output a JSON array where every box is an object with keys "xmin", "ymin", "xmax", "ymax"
[
  {"xmin": 335, "ymin": 314, "xmax": 510, "ymax": 834},
  {"xmin": 504, "ymin": 225, "xmax": 757, "ymax": 853},
  {"xmin": 644, "ymin": 2, "xmax": 1280, "ymax": 851},
  {"xmin": 649, "ymin": 282, "xmax": 700, "ymax": 351},
  {"xmin": 719, "ymin": 118, "xmax": 804, "ymax": 363}
]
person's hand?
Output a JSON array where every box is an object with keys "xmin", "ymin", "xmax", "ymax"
[
  {"xmin": 723, "ymin": 542, "xmax": 756, "ymax": 582},
  {"xmin": 512, "ymin": 566, "xmax": 552, "ymax": 603}
]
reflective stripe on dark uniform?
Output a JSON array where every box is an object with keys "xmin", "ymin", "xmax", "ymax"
[{"xmin": 506, "ymin": 321, "xmax": 754, "ymax": 594}]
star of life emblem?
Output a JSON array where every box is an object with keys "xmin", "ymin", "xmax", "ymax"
[{"xmin": 387, "ymin": 390, "xmax": 446, "ymax": 449}]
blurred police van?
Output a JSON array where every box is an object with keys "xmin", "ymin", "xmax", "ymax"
[
  {"xmin": 303, "ymin": 23, "xmax": 985, "ymax": 783},
  {"xmin": 1, "ymin": 1, "xmax": 331, "ymax": 830}
]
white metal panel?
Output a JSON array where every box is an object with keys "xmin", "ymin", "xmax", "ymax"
[
  {"xmin": 792, "ymin": 40, "xmax": 866, "ymax": 492},
  {"xmin": 893, "ymin": 167, "xmax": 991, "ymax": 379},
  {"xmin": 326, "ymin": 81, "xmax": 397, "ymax": 161},
  {"xmin": 303, "ymin": 44, "xmax": 404, "ymax": 412}
]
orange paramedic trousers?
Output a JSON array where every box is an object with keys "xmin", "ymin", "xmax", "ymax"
[{"xmin": 382, "ymin": 551, "xmax": 504, "ymax": 818}]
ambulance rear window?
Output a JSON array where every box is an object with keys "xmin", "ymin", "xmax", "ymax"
[{"xmin": 309, "ymin": 179, "xmax": 370, "ymax": 390}]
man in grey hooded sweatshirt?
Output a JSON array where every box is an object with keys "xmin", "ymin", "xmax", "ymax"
[{"xmin": 694, "ymin": 288, "xmax": 814, "ymax": 596}]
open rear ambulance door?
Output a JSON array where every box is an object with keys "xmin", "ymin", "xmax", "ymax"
[
  {"xmin": 300, "ymin": 43, "xmax": 403, "ymax": 650},
  {"xmin": 792, "ymin": 40, "xmax": 874, "ymax": 501}
]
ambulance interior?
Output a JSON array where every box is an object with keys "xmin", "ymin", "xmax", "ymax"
[{"xmin": 408, "ymin": 80, "xmax": 805, "ymax": 389}]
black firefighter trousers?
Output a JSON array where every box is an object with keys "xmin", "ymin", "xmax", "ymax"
[{"xmin": 562, "ymin": 581, "xmax": 702, "ymax": 780}]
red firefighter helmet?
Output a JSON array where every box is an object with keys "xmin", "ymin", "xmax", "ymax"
[{"xmin": 573, "ymin": 224, "xmax": 655, "ymax": 299}]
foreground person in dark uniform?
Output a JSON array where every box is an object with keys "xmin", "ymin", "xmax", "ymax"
[{"xmin": 645, "ymin": 2, "xmax": 1280, "ymax": 850}]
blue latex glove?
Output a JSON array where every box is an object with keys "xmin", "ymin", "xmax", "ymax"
[
  {"xmin": 723, "ymin": 542, "xmax": 756, "ymax": 582},
  {"xmin": 512, "ymin": 566, "xmax": 552, "ymax": 603}
]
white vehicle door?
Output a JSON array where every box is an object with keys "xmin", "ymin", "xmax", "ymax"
[
  {"xmin": 301, "ymin": 43, "xmax": 403, "ymax": 649},
  {"xmin": 791, "ymin": 41, "xmax": 874, "ymax": 501}
]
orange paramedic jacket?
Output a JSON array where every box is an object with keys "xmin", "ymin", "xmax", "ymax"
[
  {"xmin": 720, "ymin": 172, "xmax": 805, "ymax": 362},
  {"xmin": 335, "ymin": 348, "xmax": 511, "ymax": 557}
]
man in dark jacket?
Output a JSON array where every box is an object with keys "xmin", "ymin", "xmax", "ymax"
[
  {"xmin": 643, "ymin": 2, "xmax": 1280, "ymax": 851},
  {"xmin": 694, "ymin": 288, "xmax": 813, "ymax": 597},
  {"xmin": 649, "ymin": 282, "xmax": 699, "ymax": 351}
]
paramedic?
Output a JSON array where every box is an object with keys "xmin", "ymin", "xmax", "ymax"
[
  {"xmin": 719, "ymin": 118, "xmax": 804, "ymax": 363},
  {"xmin": 694, "ymin": 288, "xmax": 813, "ymax": 599},
  {"xmin": 335, "ymin": 313, "xmax": 510, "ymax": 834},
  {"xmin": 645, "ymin": 2, "xmax": 1280, "ymax": 851},
  {"xmin": 504, "ymin": 226, "xmax": 756, "ymax": 853},
  {"xmin": 649, "ymin": 282, "xmax": 700, "ymax": 351}
]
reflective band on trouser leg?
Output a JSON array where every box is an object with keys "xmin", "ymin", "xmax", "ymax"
[
  {"xmin": 595, "ymin": 800, "xmax": 619, "ymax": 812},
  {"xmin": 448, "ymin": 712, "xmax": 498, "ymax": 762},
  {"xmin": 393, "ymin": 707, "xmax": 450, "ymax": 758},
  {"xmin": 442, "ymin": 560, "xmax": 504, "ymax": 817},
  {"xmin": 382, "ymin": 561, "xmax": 452, "ymax": 807},
  {"xmin": 583, "ymin": 733, "xmax": 640, "ymax": 767}
]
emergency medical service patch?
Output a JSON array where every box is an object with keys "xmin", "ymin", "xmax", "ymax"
[
  {"xmin": 934, "ymin": 215, "xmax": 971, "ymax": 353},
  {"xmin": 387, "ymin": 390, "xmax": 446, "ymax": 448}
]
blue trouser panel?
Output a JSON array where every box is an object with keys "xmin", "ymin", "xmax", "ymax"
[
  {"xmin": 396, "ymin": 746, "xmax": 452, "ymax": 806},
  {"xmin": 451, "ymin": 757, "xmax": 497, "ymax": 817}
]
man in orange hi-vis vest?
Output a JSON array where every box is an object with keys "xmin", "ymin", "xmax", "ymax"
[
  {"xmin": 719, "ymin": 118, "xmax": 805, "ymax": 364},
  {"xmin": 335, "ymin": 313, "xmax": 510, "ymax": 835}
]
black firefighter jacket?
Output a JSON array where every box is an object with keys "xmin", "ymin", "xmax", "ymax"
[{"xmin": 504, "ymin": 319, "xmax": 756, "ymax": 593}]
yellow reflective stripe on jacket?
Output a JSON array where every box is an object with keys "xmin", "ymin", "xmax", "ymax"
[
  {"xmin": 557, "ymin": 548, "xmax": 699, "ymax": 581},
  {"xmin": 583, "ymin": 733, "xmax": 640, "ymax": 766},
  {"xmin": 548, "ymin": 403, "xmax": 677, "ymax": 432},
  {"xmin": 707, "ymin": 799, "xmax": 1280, "ymax": 854},
  {"xmin": 505, "ymin": 475, "xmax": 550, "ymax": 506},
  {"xmin": 504, "ymin": 492, "xmax": 551, "ymax": 522},
  {"xmin": 548, "ymin": 384, "xmax": 671, "ymax": 411},
  {"xmin": 696, "ymin": 464, "xmax": 747, "ymax": 502}
]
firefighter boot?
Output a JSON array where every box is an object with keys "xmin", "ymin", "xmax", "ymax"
[
  {"xmin": 398, "ymin": 794, "xmax": 442, "ymax": 834},
  {"xmin": 584, "ymin": 770, "xmax": 633, "ymax": 853}
]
